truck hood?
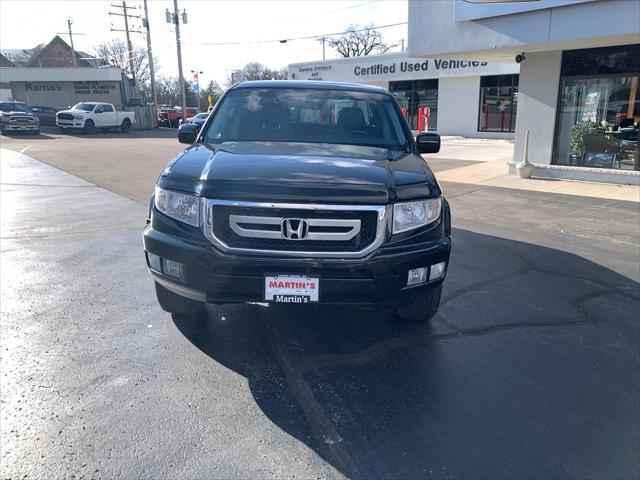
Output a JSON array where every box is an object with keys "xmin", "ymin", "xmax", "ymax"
[
  {"xmin": 56, "ymin": 109, "xmax": 83, "ymax": 115},
  {"xmin": 158, "ymin": 142, "xmax": 441, "ymax": 204}
]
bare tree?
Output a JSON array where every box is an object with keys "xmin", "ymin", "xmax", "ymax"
[
  {"xmin": 155, "ymin": 76, "xmax": 180, "ymax": 107},
  {"xmin": 201, "ymin": 80, "xmax": 223, "ymax": 108},
  {"xmin": 326, "ymin": 24, "xmax": 395, "ymax": 57},
  {"xmin": 94, "ymin": 39, "xmax": 152, "ymax": 84},
  {"xmin": 225, "ymin": 62, "xmax": 287, "ymax": 87}
]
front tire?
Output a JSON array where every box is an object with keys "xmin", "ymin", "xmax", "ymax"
[
  {"xmin": 83, "ymin": 120, "xmax": 95, "ymax": 135},
  {"xmin": 396, "ymin": 284, "xmax": 443, "ymax": 322},
  {"xmin": 121, "ymin": 118, "xmax": 131, "ymax": 133},
  {"xmin": 155, "ymin": 282, "xmax": 204, "ymax": 314}
]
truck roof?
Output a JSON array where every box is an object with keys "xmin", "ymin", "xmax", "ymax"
[
  {"xmin": 231, "ymin": 80, "xmax": 388, "ymax": 94},
  {"xmin": 75, "ymin": 101, "xmax": 114, "ymax": 105}
]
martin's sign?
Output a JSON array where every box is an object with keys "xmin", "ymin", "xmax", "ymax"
[
  {"xmin": 25, "ymin": 82, "xmax": 62, "ymax": 92},
  {"xmin": 289, "ymin": 54, "xmax": 513, "ymax": 83}
]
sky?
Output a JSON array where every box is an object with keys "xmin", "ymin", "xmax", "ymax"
[{"xmin": 0, "ymin": 0, "xmax": 408, "ymax": 87}]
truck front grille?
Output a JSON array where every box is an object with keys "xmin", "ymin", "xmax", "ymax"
[
  {"xmin": 10, "ymin": 116, "xmax": 34, "ymax": 124},
  {"xmin": 57, "ymin": 113, "xmax": 74, "ymax": 121},
  {"xmin": 204, "ymin": 200, "xmax": 388, "ymax": 258}
]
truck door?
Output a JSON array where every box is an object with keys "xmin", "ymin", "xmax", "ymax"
[{"xmin": 101, "ymin": 104, "xmax": 117, "ymax": 127}]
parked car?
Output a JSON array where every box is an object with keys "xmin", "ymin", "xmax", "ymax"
[
  {"xmin": 0, "ymin": 101, "xmax": 39, "ymax": 135},
  {"xmin": 144, "ymin": 81, "xmax": 451, "ymax": 321},
  {"xmin": 185, "ymin": 112, "xmax": 209, "ymax": 128},
  {"xmin": 158, "ymin": 107, "xmax": 197, "ymax": 127},
  {"xmin": 30, "ymin": 105, "xmax": 59, "ymax": 126},
  {"xmin": 56, "ymin": 102, "xmax": 135, "ymax": 134}
]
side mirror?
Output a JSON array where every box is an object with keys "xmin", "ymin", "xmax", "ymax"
[
  {"xmin": 178, "ymin": 122, "xmax": 199, "ymax": 144},
  {"xmin": 416, "ymin": 132, "xmax": 440, "ymax": 154}
]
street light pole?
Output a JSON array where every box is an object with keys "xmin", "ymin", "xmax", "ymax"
[{"xmin": 172, "ymin": 0, "xmax": 187, "ymax": 117}]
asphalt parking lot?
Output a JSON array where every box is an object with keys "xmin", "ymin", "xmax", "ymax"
[{"xmin": 1, "ymin": 128, "xmax": 639, "ymax": 479}]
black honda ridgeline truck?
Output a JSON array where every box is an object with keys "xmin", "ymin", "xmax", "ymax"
[{"xmin": 143, "ymin": 81, "xmax": 451, "ymax": 322}]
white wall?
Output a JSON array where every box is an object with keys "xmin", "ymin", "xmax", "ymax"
[
  {"xmin": 437, "ymin": 76, "xmax": 514, "ymax": 139},
  {"xmin": 408, "ymin": 0, "xmax": 640, "ymax": 61},
  {"xmin": 512, "ymin": 51, "xmax": 563, "ymax": 167},
  {"xmin": 437, "ymin": 77, "xmax": 478, "ymax": 137}
]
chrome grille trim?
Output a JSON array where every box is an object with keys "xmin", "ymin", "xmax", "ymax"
[
  {"xmin": 229, "ymin": 214, "xmax": 361, "ymax": 241},
  {"xmin": 203, "ymin": 199, "xmax": 389, "ymax": 259}
]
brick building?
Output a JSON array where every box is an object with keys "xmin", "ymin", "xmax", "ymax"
[{"xmin": 1, "ymin": 35, "xmax": 95, "ymax": 68}]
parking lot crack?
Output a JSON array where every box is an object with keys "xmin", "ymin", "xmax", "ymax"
[
  {"xmin": 257, "ymin": 307, "xmax": 373, "ymax": 480},
  {"xmin": 304, "ymin": 312, "xmax": 594, "ymax": 374}
]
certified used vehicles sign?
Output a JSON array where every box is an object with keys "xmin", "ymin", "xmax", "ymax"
[{"xmin": 265, "ymin": 275, "xmax": 319, "ymax": 303}]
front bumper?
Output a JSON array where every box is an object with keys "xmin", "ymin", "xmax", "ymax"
[
  {"xmin": 143, "ymin": 202, "xmax": 451, "ymax": 306},
  {"xmin": 1, "ymin": 124, "xmax": 38, "ymax": 131},
  {"xmin": 57, "ymin": 120, "xmax": 84, "ymax": 128}
]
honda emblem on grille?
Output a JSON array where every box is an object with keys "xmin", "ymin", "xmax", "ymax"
[{"xmin": 282, "ymin": 218, "xmax": 309, "ymax": 240}]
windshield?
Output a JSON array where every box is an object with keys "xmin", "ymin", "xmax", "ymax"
[
  {"xmin": 72, "ymin": 103, "xmax": 97, "ymax": 112},
  {"xmin": 203, "ymin": 88, "xmax": 408, "ymax": 149},
  {"xmin": 0, "ymin": 102, "xmax": 29, "ymax": 112}
]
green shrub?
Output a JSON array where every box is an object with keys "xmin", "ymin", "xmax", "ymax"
[{"xmin": 569, "ymin": 120, "xmax": 605, "ymax": 156}]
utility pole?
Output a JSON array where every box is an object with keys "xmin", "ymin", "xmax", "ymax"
[
  {"xmin": 56, "ymin": 19, "xmax": 86, "ymax": 67},
  {"xmin": 142, "ymin": 0, "xmax": 157, "ymax": 107},
  {"xmin": 122, "ymin": 1, "xmax": 135, "ymax": 76},
  {"xmin": 167, "ymin": 1, "xmax": 187, "ymax": 117},
  {"xmin": 109, "ymin": 1, "xmax": 142, "ymax": 79},
  {"xmin": 67, "ymin": 18, "xmax": 77, "ymax": 66},
  {"xmin": 322, "ymin": 36, "xmax": 326, "ymax": 60}
]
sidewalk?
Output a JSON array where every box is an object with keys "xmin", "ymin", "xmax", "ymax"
[{"xmin": 436, "ymin": 157, "xmax": 640, "ymax": 203}]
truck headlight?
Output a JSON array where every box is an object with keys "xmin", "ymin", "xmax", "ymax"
[
  {"xmin": 392, "ymin": 198, "xmax": 441, "ymax": 234},
  {"xmin": 73, "ymin": 114, "xmax": 84, "ymax": 120},
  {"xmin": 154, "ymin": 187, "xmax": 200, "ymax": 227}
]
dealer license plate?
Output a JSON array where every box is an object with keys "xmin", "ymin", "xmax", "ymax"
[{"xmin": 264, "ymin": 275, "xmax": 319, "ymax": 303}]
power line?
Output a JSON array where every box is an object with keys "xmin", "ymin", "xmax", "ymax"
[
  {"xmin": 184, "ymin": 21, "xmax": 407, "ymax": 47},
  {"xmin": 274, "ymin": 1, "xmax": 380, "ymax": 24}
]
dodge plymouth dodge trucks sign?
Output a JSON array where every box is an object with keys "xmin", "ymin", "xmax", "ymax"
[{"xmin": 265, "ymin": 275, "xmax": 319, "ymax": 303}]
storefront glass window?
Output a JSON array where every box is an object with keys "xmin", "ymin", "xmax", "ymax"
[
  {"xmin": 553, "ymin": 44, "xmax": 639, "ymax": 171},
  {"xmin": 389, "ymin": 79, "xmax": 438, "ymax": 131},
  {"xmin": 478, "ymin": 74, "xmax": 519, "ymax": 132}
]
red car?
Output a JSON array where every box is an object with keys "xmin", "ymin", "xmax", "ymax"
[{"xmin": 158, "ymin": 107, "xmax": 197, "ymax": 127}]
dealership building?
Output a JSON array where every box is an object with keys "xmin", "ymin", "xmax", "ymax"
[
  {"xmin": 408, "ymin": 0, "xmax": 639, "ymax": 183},
  {"xmin": 289, "ymin": 0, "xmax": 638, "ymax": 183},
  {"xmin": 289, "ymin": 53, "xmax": 520, "ymax": 139},
  {"xmin": 0, "ymin": 35, "xmax": 138, "ymax": 110},
  {"xmin": 0, "ymin": 67, "xmax": 127, "ymax": 109}
]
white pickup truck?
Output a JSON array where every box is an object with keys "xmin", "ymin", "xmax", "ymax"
[{"xmin": 56, "ymin": 102, "xmax": 135, "ymax": 134}]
